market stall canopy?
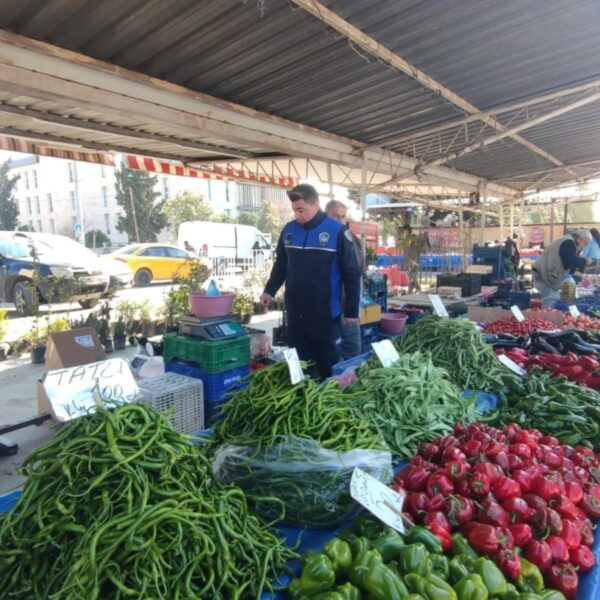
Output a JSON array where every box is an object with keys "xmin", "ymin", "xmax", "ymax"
[{"xmin": 0, "ymin": 0, "xmax": 599, "ymax": 204}]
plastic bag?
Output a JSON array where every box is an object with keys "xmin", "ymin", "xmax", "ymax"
[{"xmin": 213, "ymin": 436, "xmax": 392, "ymax": 528}]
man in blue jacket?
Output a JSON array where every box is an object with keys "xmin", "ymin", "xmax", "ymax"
[{"xmin": 260, "ymin": 184, "xmax": 361, "ymax": 378}]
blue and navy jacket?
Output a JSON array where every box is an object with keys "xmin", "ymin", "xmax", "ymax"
[{"xmin": 264, "ymin": 210, "xmax": 361, "ymax": 319}]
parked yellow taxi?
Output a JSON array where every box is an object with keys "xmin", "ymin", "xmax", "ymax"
[{"xmin": 108, "ymin": 243, "xmax": 210, "ymax": 286}]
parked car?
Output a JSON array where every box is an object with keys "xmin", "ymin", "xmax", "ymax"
[
  {"xmin": 99, "ymin": 255, "xmax": 133, "ymax": 293},
  {"xmin": 108, "ymin": 243, "xmax": 211, "ymax": 286},
  {"xmin": 0, "ymin": 232, "xmax": 109, "ymax": 316}
]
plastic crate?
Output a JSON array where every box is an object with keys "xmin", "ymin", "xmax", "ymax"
[
  {"xmin": 163, "ymin": 333, "xmax": 250, "ymax": 374},
  {"xmin": 332, "ymin": 351, "xmax": 372, "ymax": 376},
  {"xmin": 373, "ymin": 295, "xmax": 388, "ymax": 312},
  {"xmin": 508, "ymin": 291, "xmax": 531, "ymax": 309},
  {"xmin": 437, "ymin": 273, "xmax": 482, "ymax": 296},
  {"xmin": 138, "ymin": 373, "xmax": 204, "ymax": 435},
  {"xmin": 367, "ymin": 274, "xmax": 388, "ymax": 295},
  {"xmin": 165, "ymin": 359, "xmax": 250, "ymax": 425}
]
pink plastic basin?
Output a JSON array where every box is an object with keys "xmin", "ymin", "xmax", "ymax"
[
  {"xmin": 188, "ymin": 292, "xmax": 235, "ymax": 318},
  {"xmin": 380, "ymin": 312, "xmax": 408, "ymax": 334}
]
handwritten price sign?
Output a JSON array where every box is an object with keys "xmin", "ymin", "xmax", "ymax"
[{"xmin": 43, "ymin": 358, "xmax": 140, "ymax": 421}]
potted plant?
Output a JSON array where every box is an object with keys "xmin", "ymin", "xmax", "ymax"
[
  {"xmin": 232, "ymin": 290, "xmax": 254, "ymax": 325},
  {"xmin": 162, "ymin": 288, "xmax": 188, "ymax": 333},
  {"xmin": 138, "ymin": 299, "xmax": 154, "ymax": 337},
  {"xmin": 0, "ymin": 309, "xmax": 7, "ymax": 361},
  {"xmin": 113, "ymin": 318, "xmax": 127, "ymax": 350},
  {"xmin": 28, "ymin": 241, "xmax": 46, "ymax": 364},
  {"xmin": 96, "ymin": 299, "xmax": 113, "ymax": 353}
]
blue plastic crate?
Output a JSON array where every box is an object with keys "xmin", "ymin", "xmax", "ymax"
[
  {"xmin": 332, "ymin": 351, "xmax": 372, "ymax": 375},
  {"xmin": 166, "ymin": 359, "xmax": 249, "ymax": 401},
  {"xmin": 374, "ymin": 296, "xmax": 387, "ymax": 312}
]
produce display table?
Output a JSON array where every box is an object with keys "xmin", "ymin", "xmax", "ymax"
[{"xmin": 388, "ymin": 292, "xmax": 483, "ymax": 311}]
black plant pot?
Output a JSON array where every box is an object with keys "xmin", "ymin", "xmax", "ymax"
[
  {"xmin": 166, "ymin": 325, "xmax": 179, "ymax": 334},
  {"xmin": 31, "ymin": 345, "xmax": 46, "ymax": 364},
  {"xmin": 128, "ymin": 335, "xmax": 138, "ymax": 347},
  {"xmin": 114, "ymin": 334, "xmax": 127, "ymax": 351},
  {"xmin": 240, "ymin": 313, "xmax": 252, "ymax": 324},
  {"xmin": 102, "ymin": 338, "xmax": 114, "ymax": 353},
  {"xmin": 0, "ymin": 347, "xmax": 7, "ymax": 361}
]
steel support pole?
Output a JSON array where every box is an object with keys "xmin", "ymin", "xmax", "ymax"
[
  {"xmin": 480, "ymin": 187, "xmax": 487, "ymax": 245},
  {"xmin": 499, "ymin": 205, "xmax": 504, "ymax": 240},
  {"xmin": 73, "ymin": 161, "xmax": 85, "ymax": 244},
  {"xmin": 327, "ymin": 162, "xmax": 334, "ymax": 202},
  {"xmin": 550, "ymin": 199, "xmax": 555, "ymax": 242},
  {"xmin": 459, "ymin": 210, "xmax": 464, "ymax": 270},
  {"xmin": 510, "ymin": 204, "xmax": 514, "ymax": 236}
]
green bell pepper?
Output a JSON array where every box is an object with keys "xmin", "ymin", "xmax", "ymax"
[
  {"xmin": 349, "ymin": 536, "xmax": 371, "ymax": 558},
  {"xmin": 428, "ymin": 554, "xmax": 449, "ymax": 580},
  {"xmin": 336, "ymin": 582, "xmax": 362, "ymax": 600},
  {"xmin": 502, "ymin": 583, "xmax": 520, "ymax": 600},
  {"xmin": 363, "ymin": 563, "xmax": 410, "ymax": 600},
  {"xmin": 301, "ymin": 549, "xmax": 321, "ymax": 568},
  {"xmin": 312, "ymin": 593, "xmax": 345, "ymax": 600},
  {"xmin": 352, "ymin": 515, "xmax": 383, "ymax": 540},
  {"xmin": 541, "ymin": 592, "xmax": 566, "ymax": 600},
  {"xmin": 405, "ymin": 573, "xmax": 427, "ymax": 596},
  {"xmin": 338, "ymin": 527, "xmax": 358, "ymax": 545},
  {"xmin": 372, "ymin": 529, "xmax": 405, "ymax": 562},
  {"xmin": 287, "ymin": 579, "xmax": 304, "ymax": 600},
  {"xmin": 348, "ymin": 550, "xmax": 383, "ymax": 588},
  {"xmin": 406, "ymin": 525, "xmax": 443, "ymax": 553},
  {"xmin": 398, "ymin": 543, "xmax": 430, "ymax": 576},
  {"xmin": 324, "ymin": 539, "xmax": 352, "ymax": 577},
  {"xmin": 453, "ymin": 574, "xmax": 489, "ymax": 600},
  {"xmin": 449, "ymin": 556, "xmax": 470, "ymax": 584},
  {"xmin": 451, "ymin": 533, "xmax": 479, "ymax": 559},
  {"xmin": 405, "ymin": 596, "xmax": 426, "ymax": 600},
  {"xmin": 422, "ymin": 573, "xmax": 458, "ymax": 600},
  {"xmin": 517, "ymin": 594, "xmax": 542, "ymax": 600},
  {"xmin": 473, "ymin": 557, "xmax": 507, "ymax": 597},
  {"xmin": 297, "ymin": 553, "xmax": 336, "ymax": 596},
  {"xmin": 515, "ymin": 559, "xmax": 544, "ymax": 594}
]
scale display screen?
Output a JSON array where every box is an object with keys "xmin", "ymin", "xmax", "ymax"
[{"xmin": 204, "ymin": 321, "xmax": 243, "ymax": 339}]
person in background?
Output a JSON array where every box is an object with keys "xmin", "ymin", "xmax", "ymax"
[
  {"xmin": 325, "ymin": 200, "xmax": 366, "ymax": 360},
  {"xmin": 397, "ymin": 224, "xmax": 431, "ymax": 293},
  {"xmin": 503, "ymin": 234, "xmax": 520, "ymax": 281},
  {"xmin": 260, "ymin": 184, "xmax": 361, "ymax": 379},
  {"xmin": 532, "ymin": 229, "xmax": 594, "ymax": 307},
  {"xmin": 583, "ymin": 227, "xmax": 600, "ymax": 261}
]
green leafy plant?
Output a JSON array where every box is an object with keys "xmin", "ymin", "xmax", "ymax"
[
  {"xmin": 232, "ymin": 289, "xmax": 254, "ymax": 318},
  {"xmin": 0, "ymin": 308, "xmax": 7, "ymax": 342},
  {"xmin": 113, "ymin": 319, "xmax": 127, "ymax": 338}
]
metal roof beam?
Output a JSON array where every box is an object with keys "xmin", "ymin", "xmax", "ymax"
[
  {"xmin": 0, "ymin": 103, "xmax": 253, "ymax": 159},
  {"xmin": 0, "ymin": 30, "xmax": 519, "ymax": 199},
  {"xmin": 374, "ymin": 79, "xmax": 600, "ymax": 148},
  {"xmin": 293, "ymin": 0, "xmax": 578, "ymax": 176},
  {"xmin": 428, "ymin": 90, "xmax": 600, "ymax": 166}
]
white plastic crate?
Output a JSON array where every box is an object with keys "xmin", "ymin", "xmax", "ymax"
[{"xmin": 138, "ymin": 373, "xmax": 204, "ymax": 434}]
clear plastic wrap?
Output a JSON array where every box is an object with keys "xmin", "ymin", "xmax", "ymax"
[{"xmin": 213, "ymin": 436, "xmax": 392, "ymax": 528}]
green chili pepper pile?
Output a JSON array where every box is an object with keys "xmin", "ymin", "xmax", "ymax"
[
  {"xmin": 349, "ymin": 351, "xmax": 478, "ymax": 458},
  {"xmin": 0, "ymin": 404, "xmax": 295, "ymax": 599},
  {"xmin": 394, "ymin": 316, "xmax": 517, "ymax": 392},
  {"xmin": 213, "ymin": 362, "xmax": 391, "ymax": 527},
  {"xmin": 214, "ymin": 361, "xmax": 382, "ymax": 452},
  {"xmin": 486, "ymin": 369, "xmax": 600, "ymax": 449}
]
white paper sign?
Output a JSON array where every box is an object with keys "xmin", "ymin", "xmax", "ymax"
[
  {"xmin": 350, "ymin": 468, "xmax": 407, "ymax": 533},
  {"xmin": 372, "ymin": 340, "xmax": 400, "ymax": 368},
  {"xmin": 498, "ymin": 353, "xmax": 527, "ymax": 376},
  {"xmin": 283, "ymin": 347, "xmax": 305, "ymax": 384},
  {"xmin": 569, "ymin": 305, "xmax": 581, "ymax": 318},
  {"xmin": 428, "ymin": 294, "xmax": 449, "ymax": 318},
  {"xmin": 43, "ymin": 358, "xmax": 140, "ymax": 422},
  {"xmin": 510, "ymin": 305, "xmax": 525, "ymax": 322}
]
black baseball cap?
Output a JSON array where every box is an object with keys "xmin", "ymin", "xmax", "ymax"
[{"xmin": 287, "ymin": 183, "xmax": 319, "ymax": 202}]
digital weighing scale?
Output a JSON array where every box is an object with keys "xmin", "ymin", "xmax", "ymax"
[{"xmin": 179, "ymin": 315, "xmax": 246, "ymax": 341}]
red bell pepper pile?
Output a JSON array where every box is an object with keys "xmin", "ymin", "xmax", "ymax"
[
  {"xmin": 564, "ymin": 313, "xmax": 600, "ymax": 331},
  {"xmin": 395, "ymin": 422, "xmax": 600, "ymax": 596},
  {"xmin": 484, "ymin": 316, "xmax": 556, "ymax": 335},
  {"xmin": 495, "ymin": 348, "xmax": 600, "ymax": 390}
]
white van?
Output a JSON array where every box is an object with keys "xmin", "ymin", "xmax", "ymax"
[{"xmin": 177, "ymin": 221, "xmax": 272, "ymax": 271}]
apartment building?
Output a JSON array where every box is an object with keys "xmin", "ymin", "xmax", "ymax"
[{"xmin": 8, "ymin": 154, "xmax": 289, "ymax": 245}]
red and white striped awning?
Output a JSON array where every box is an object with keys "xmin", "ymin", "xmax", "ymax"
[
  {"xmin": 126, "ymin": 154, "xmax": 297, "ymax": 188},
  {"xmin": 0, "ymin": 134, "xmax": 114, "ymax": 165}
]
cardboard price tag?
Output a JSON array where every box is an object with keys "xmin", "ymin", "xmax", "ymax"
[
  {"xmin": 350, "ymin": 468, "xmax": 410, "ymax": 534},
  {"xmin": 283, "ymin": 348, "xmax": 305, "ymax": 384},
  {"xmin": 498, "ymin": 353, "xmax": 527, "ymax": 376},
  {"xmin": 371, "ymin": 340, "xmax": 400, "ymax": 368},
  {"xmin": 569, "ymin": 305, "xmax": 581, "ymax": 318},
  {"xmin": 510, "ymin": 305, "xmax": 526, "ymax": 322},
  {"xmin": 428, "ymin": 294, "xmax": 449, "ymax": 318},
  {"xmin": 43, "ymin": 357, "xmax": 139, "ymax": 422}
]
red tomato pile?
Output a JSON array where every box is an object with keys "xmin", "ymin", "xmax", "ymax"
[
  {"xmin": 484, "ymin": 317, "xmax": 556, "ymax": 335},
  {"xmin": 564, "ymin": 314, "xmax": 600, "ymax": 331},
  {"xmin": 394, "ymin": 422, "xmax": 599, "ymax": 598},
  {"xmin": 496, "ymin": 347, "xmax": 600, "ymax": 390}
]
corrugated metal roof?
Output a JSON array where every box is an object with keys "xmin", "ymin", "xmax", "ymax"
[{"xmin": 0, "ymin": 0, "xmax": 599, "ymax": 189}]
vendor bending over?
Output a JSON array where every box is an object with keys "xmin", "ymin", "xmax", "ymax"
[{"xmin": 532, "ymin": 229, "xmax": 594, "ymax": 307}]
